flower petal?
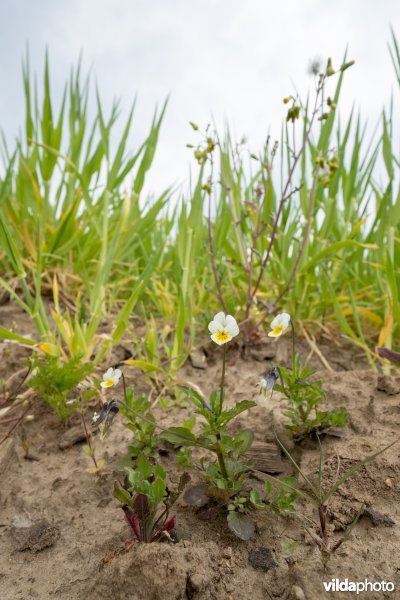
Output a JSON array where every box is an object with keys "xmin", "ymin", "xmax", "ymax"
[
  {"xmin": 113, "ymin": 368, "xmax": 122, "ymax": 380},
  {"xmin": 270, "ymin": 312, "xmax": 291, "ymax": 331},
  {"xmin": 208, "ymin": 320, "xmax": 220, "ymax": 333},
  {"xmin": 225, "ymin": 315, "xmax": 239, "ymax": 337},
  {"xmin": 103, "ymin": 367, "xmax": 114, "ymax": 380},
  {"xmin": 213, "ymin": 312, "xmax": 226, "ymax": 326},
  {"xmin": 279, "ymin": 313, "xmax": 291, "ymax": 328}
]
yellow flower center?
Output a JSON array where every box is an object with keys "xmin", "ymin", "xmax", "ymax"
[
  {"xmin": 215, "ymin": 330, "xmax": 232, "ymax": 343},
  {"xmin": 102, "ymin": 379, "xmax": 114, "ymax": 388},
  {"xmin": 272, "ymin": 324, "xmax": 284, "ymax": 336}
]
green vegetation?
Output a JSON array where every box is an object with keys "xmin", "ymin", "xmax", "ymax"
[{"xmin": 1, "ymin": 34, "xmax": 399, "ymax": 379}]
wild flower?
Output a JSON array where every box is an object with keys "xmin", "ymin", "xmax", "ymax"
[
  {"xmin": 268, "ymin": 313, "xmax": 291, "ymax": 338},
  {"xmin": 100, "ymin": 367, "xmax": 122, "ymax": 389},
  {"xmin": 258, "ymin": 366, "xmax": 279, "ymax": 397},
  {"xmin": 91, "ymin": 399, "xmax": 121, "ymax": 440},
  {"xmin": 208, "ymin": 312, "xmax": 239, "ymax": 345}
]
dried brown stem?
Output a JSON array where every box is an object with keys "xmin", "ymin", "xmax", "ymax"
[{"xmin": 249, "ymin": 79, "xmax": 324, "ymax": 307}]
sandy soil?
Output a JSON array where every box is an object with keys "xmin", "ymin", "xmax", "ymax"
[{"xmin": 0, "ymin": 302, "xmax": 399, "ymax": 600}]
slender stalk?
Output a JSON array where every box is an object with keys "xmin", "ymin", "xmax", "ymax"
[
  {"xmin": 291, "ymin": 319, "xmax": 296, "ymax": 372},
  {"xmin": 219, "ymin": 344, "xmax": 227, "ymax": 414},
  {"xmin": 249, "ymin": 80, "xmax": 323, "ymax": 306},
  {"xmin": 80, "ymin": 406, "xmax": 98, "ymax": 469},
  {"xmin": 271, "ymin": 169, "xmax": 320, "ymax": 310},
  {"xmin": 277, "ymin": 367, "xmax": 288, "ymax": 396},
  {"xmin": 0, "ymin": 404, "xmax": 32, "ymax": 447},
  {"xmin": 216, "ymin": 344, "xmax": 229, "ymax": 481},
  {"xmin": 207, "ymin": 156, "xmax": 228, "ymax": 313},
  {"xmin": 216, "ymin": 445, "xmax": 229, "ymax": 481}
]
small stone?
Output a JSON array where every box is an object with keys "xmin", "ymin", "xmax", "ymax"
[
  {"xmin": 248, "ymin": 547, "xmax": 277, "ymax": 572},
  {"xmin": 377, "ymin": 375, "xmax": 400, "ymax": 396},
  {"xmin": 363, "ymin": 507, "xmax": 395, "ymax": 527},
  {"xmin": 245, "ymin": 442, "xmax": 286, "ymax": 474},
  {"xmin": 384, "ymin": 478, "xmax": 393, "ymax": 489},
  {"xmin": 222, "ymin": 546, "xmax": 233, "ymax": 559},
  {"xmin": 291, "ymin": 585, "xmax": 306, "ymax": 600},
  {"xmin": 187, "ymin": 573, "xmax": 203, "ymax": 592},
  {"xmin": 11, "ymin": 517, "xmax": 60, "ymax": 553},
  {"xmin": 59, "ymin": 425, "xmax": 86, "ymax": 450},
  {"xmin": 189, "ymin": 350, "xmax": 207, "ymax": 369}
]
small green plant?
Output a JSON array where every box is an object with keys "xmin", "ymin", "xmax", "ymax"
[
  {"xmin": 118, "ymin": 386, "xmax": 158, "ymax": 460},
  {"xmin": 93, "ymin": 367, "xmax": 158, "ymax": 459},
  {"xmin": 29, "ymin": 355, "xmax": 92, "ymax": 421},
  {"xmin": 272, "ymin": 434, "xmax": 398, "ymax": 565},
  {"xmin": 161, "ymin": 313, "xmax": 254, "ymax": 492},
  {"xmin": 93, "ymin": 317, "xmax": 298, "ymax": 540},
  {"xmin": 260, "ymin": 314, "xmax": 350, "ymax": 439},
  {"xmin": 160, "ymin": 311, "xmax": 298, "ymax": 539},
  {"xmin": 113, "ymin": 454, "xmax": 186, "ymax": 543}
]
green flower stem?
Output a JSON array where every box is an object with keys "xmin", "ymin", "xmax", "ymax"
[
  {"xmin": 219, "ymin": 344, "xmax": 227, "ymax": 414},
  {"xmin": 122, "ymin": 372, "xmax": 128, "ymax": 402},
  {"xmin": 216, "ymin": 439, "xmax": 229, "ymax": 481},
  {"xmin": 277, "ymin": 367, "xmax": 288, "ymax": 396},
  {"xmin": 291, "ymin": 320, "xmax": 296, "ymax": 373},
  {"xmin": 216, "ymin": 344, "xmax": 229, "ymax": 481}
]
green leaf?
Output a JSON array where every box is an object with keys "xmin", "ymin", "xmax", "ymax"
[
  {"xmin": 160, "ymin": 427, "xmax": 199, "ymax": 447},
  {"xmin": 219, "ymin": 401, "xmax": 257, "ymax": 425},
  {"xmin": 0, "ymin": 326, "xmax": 37, "ymax": 345},
  {"xmin": 151, "ymin": 477, "xmax": 166, "ymax": 506},
  {"xmin": 113, "ymin": 482, "xmax": 132, "ymax": 507},
  {"xmin": 178, "ymin": 385, "xmax": 207, "ymax": 409},
  {"xmin": 136, "ymin": 455, "xmax": 153, "ymax": 480},
  {"xmin": 209, "ymin": 390, "xmax": 221, "ymax": 414},
  {"xmin": 233, "ymin": 429, "xmax": 254, "ymax": 456}
]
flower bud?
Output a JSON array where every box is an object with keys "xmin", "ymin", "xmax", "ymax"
[
  {"xmin": 327, "ymin": 97, "xmax": 337, "ymax": 110},
  {"xmin": 286, "ymin": 105, "xmax": 300, "ymax": 123},
  {"xmin": 340, "ymin": 60, "xmax": 355, "ymax": 72},
  {"xmin": 326, "ymin": 58, "xmax": 335, "ymax": 76}
]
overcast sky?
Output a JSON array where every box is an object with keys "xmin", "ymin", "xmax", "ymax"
[{"xmin": 1, "ymin": 0, "xmax": 399, "ymax": 196}]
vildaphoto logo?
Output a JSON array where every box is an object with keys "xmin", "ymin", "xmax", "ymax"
[{"xmin": 323, "ymin": 579, "xmax": 395, "ymax": 594}]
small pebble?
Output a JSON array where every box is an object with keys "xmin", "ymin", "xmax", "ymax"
[
  {"xmin": 248, "ymin": 547, "xmax": 277, "ymax": 572},
  {"xmin": 291, "ymin": 585, "xmax": 306, "ymax": 600}
]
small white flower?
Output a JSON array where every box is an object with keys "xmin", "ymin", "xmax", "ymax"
[
  {"xmin": 100, "ymin": 367, "xmax": 122, "ymax": 389},
  {"xmin": 208, "ymin": 312, "xmax": 239, "ymax": 345},
  {"xmin": 268, "ymin": 313, "xmax": 291, "ymax": 338},
  {"xmin": 92, "ymin": 412, "xmax": 99, "ymax": 423}
]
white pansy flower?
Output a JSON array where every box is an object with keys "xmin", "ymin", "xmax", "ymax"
[
  {"xmin": 100, "ymin": 367, "xmax": 122, "ymax": 389},
  {"xmin": 208, "ymin": 312, "xmax": 239, "ymax": 345},
  {"xmin": 268, "ymin": 313, "xmax": 291, "ymax": 338}
]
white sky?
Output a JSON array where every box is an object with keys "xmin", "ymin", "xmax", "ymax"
[{"xmin": 1, "ymin": 0, "xmax": 399, "ymax": 197}]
